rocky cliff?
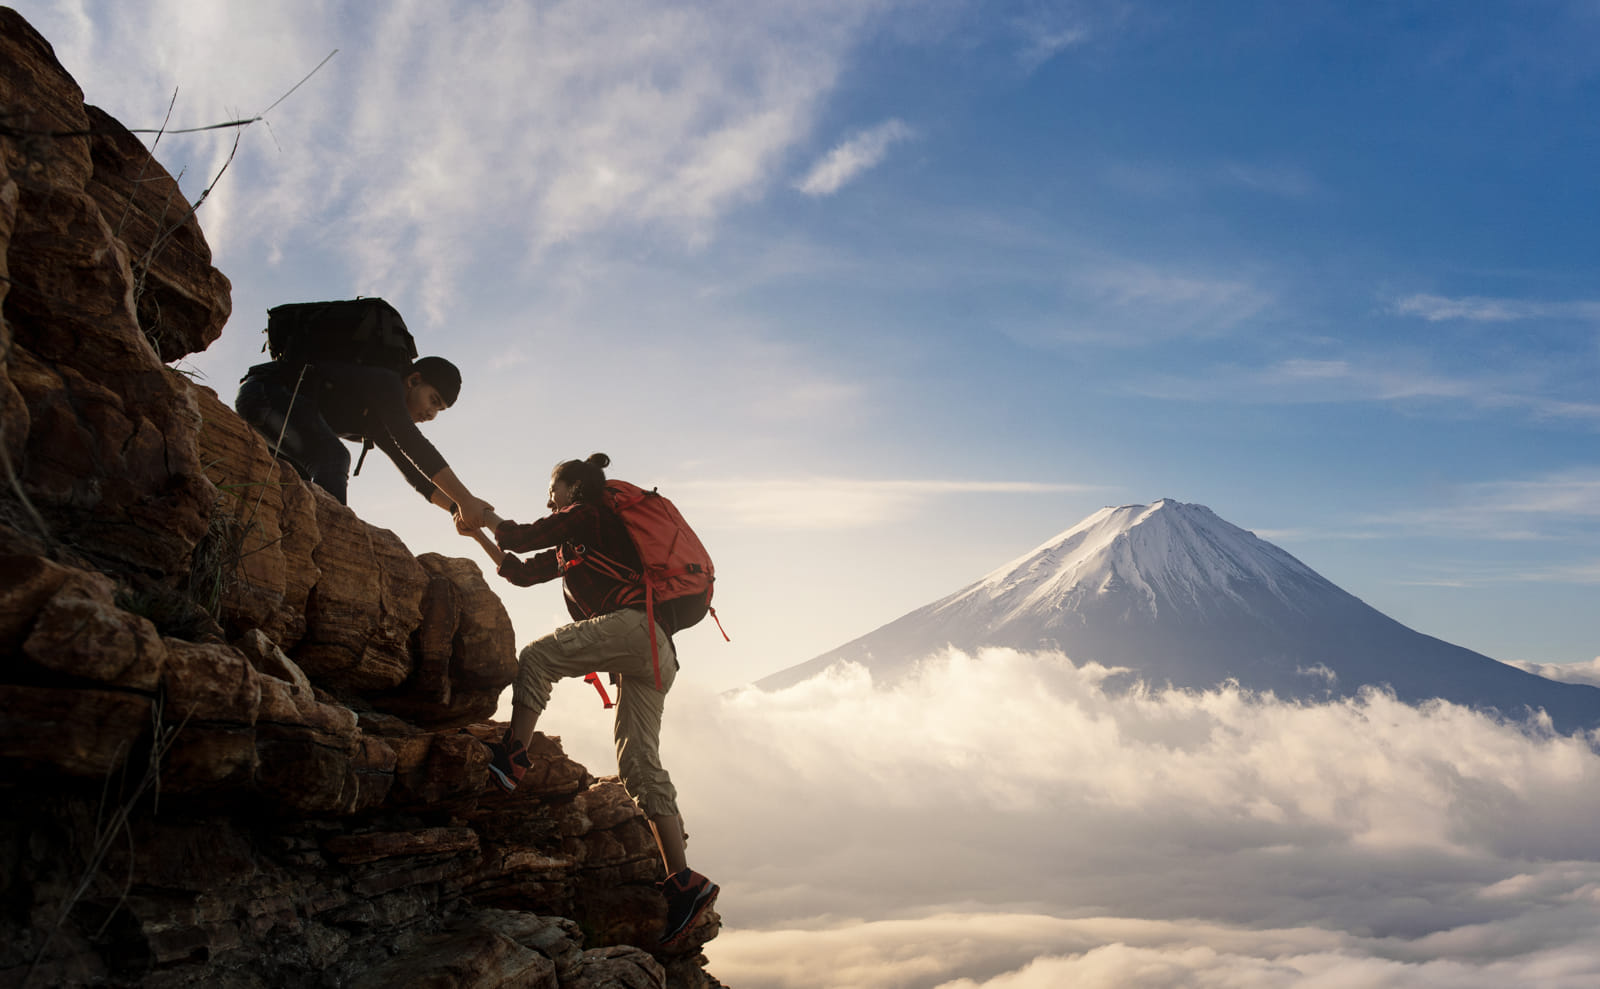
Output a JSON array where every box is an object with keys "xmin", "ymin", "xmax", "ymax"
[{"xmin": 0, "ymin": 9, "xmax": 720, "ymax": 987}]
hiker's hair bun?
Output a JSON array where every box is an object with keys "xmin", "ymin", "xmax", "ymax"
[{"xmin": 552, "ymin": 453, "xmax": 610, "ymax": 503}]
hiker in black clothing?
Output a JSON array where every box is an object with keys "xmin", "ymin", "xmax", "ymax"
[{"xmin": 235, "ymin": 356, "xmax": 495, "ymax": 528}]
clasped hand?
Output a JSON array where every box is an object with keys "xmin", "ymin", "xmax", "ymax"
[{"xmin": 454, "ymin": 500, "xmax": 504, "ymax": 536}]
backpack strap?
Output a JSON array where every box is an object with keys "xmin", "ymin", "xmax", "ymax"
[
  {"xmin": 645, "ymin": 580, "xmax": 661, "ymax": 691},
  {"xmin": 353, "ymin": 437, "xmax": 374, "ymax": 476}
]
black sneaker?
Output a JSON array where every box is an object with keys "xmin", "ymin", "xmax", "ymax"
[
  {"xmin": 485, "ymin": 733, "xmax": 531, "ymax": 792},
  {"xmin": 658, "ymin": 868, "xmax": 719, "ymax": 945}
]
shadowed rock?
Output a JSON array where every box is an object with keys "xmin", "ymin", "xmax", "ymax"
[{"xmin": 0, "ymin": 9, "xmax": 721, "ymax": 987}]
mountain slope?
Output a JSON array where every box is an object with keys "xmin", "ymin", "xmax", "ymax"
[{"xmin": 760, "ymin": 500, "xmax": 1600, "ymax": 731}]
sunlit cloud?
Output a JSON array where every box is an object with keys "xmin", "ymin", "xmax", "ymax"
[
  {"xmin": 714, "ymin": 910, "xmax": 1600, "ymax": 989},
  {"xmin": 1507, "ymin": 657, "xmax": 1600, "ymax": 688},
  {"xmin": 659, "ymin": 649, "xmax": 1600, "ymax": 988},
  {"xmin": 35, "ymin": 0, "xmax": 907, "ymax": 321},
  {"xmin": 796, "ymin": 119, "xmax": 915, "ymax": 197}
]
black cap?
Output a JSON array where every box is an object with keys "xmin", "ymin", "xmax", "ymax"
[{"xmin": 412, "ymin": 356, "xmax": 461, "ymax": 407}]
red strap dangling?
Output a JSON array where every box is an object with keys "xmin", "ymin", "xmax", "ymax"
[
  {"xmin": 646, "ymin": 581, "xmax": 662, "ymax": 691},
  {"xmin": 583, "ymin": 671, "xmax": 613, "ymax": 709}
]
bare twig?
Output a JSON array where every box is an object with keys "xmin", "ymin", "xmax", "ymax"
[
  {"xmin": 0, "ymin": 49, "xmax": 338, "ymax": 141},
  {"xmin": 113, "ymin": 89, "xmax": 177, "ymax": 240},
  {"xmin": 257, "ymin": 49, "xmax": 339, "ymax": 118}
]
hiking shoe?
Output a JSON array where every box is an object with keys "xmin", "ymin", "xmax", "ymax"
[
  {"xmin": 485, "ymin": 733, "xmax": 531, "ymax": 792},
  {"xmin": 658, "ymin": 869, "xmax": 719, "ymax": 946}
]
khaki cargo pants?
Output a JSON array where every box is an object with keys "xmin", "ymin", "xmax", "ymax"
[{"xmin": 513, "ymin": 607, "xmax": 679, "ymax": 819}]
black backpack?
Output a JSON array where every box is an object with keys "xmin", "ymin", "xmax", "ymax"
[
  {"xmin": 262, "ymin": 297, "xmax": 420, "ymax": 477},
  {"xmin": 265, "ymin": 298, "xmax": 417, "ymax": 373}
]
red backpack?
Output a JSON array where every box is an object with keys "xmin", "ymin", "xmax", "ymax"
[{"xmin": 567, "ymin": 480, "xmax": 725, "ymax": 701}]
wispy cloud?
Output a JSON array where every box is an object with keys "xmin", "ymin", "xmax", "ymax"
[
  {"xmin": 669, "ymin": 478, "xmax": 1098, "ymax": 529},
  {"xmin": 1016, "ymin": 263, "xmax": 1274, "ymax": 347},
  {"xmin": 1129, "ymin": 355, "xmax": 1600, "ymax": 427},
  {"xmin": 35, "ymin": 0, "xmax": 902, "ymax": 321},
  {"xmin": 796, "ymin": 119, "xmax": 915, "ymax": 197},
  {"xmin": 1128, "ymin": 356, "xmax": 1471, "ymax": 403},
  {"xmin": 1101, "ymin": 158, "xmax": 1320, "ymax": 201},
  {"xmin": 1364, "ymin": 471, "xmax": 1600, "ymax": 542},
  {"xmin": 1395, "ymin": 294, "xmax": 1600, "ymax": 323},
  {"xmin": 1010, "ymin": 6, "xmax": 1093, "ymax": 72},
  {"xmin": 1219, "ymin": 161, "xmax": 1320, "ymax": 198}
]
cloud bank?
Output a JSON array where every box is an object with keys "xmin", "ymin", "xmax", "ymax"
[
  {"xmin": 627, "ymin": 649, "xmax": 1600, "ymax": 988},
  {"xmin": 1508, "ymin": 657, "xmax": 1600, "ymax": 688}
]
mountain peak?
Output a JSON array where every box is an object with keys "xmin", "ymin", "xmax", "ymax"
[
  {"xmin": 967, "ymin": 499, "xmax": 1325, "ymax": 626},
  {"xmin": 759, "ymin": 499, "xmax": 1600, "ymax": 731}
]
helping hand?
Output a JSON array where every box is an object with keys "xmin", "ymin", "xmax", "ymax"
[{"xmin": 454, "ymin": 495, "xmax": 495, "ymax": 531}]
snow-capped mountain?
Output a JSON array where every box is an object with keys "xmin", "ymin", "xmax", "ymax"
[{"xmin": 759, "ymin": 499, "xmax": 1600, "ymax": 731}]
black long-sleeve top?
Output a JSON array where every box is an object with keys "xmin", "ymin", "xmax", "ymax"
[
  {"xmin": 308, "ymin": 360, "xmax": 450, "ymax": 502},
  {"xmin": 495, "ymin": 501, "xmax": 648, "ymax": 623}
]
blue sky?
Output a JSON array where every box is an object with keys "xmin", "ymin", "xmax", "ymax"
[
  {"xmin": 24, "ymin": 3, "xmax": 1600, "ymax": 984},
  {"xmin": 25, "ymin": 0, "xmax": 1600, "ymax": 685}
]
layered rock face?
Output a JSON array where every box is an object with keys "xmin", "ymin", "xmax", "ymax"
[{"xmin": 0, "ymin": 9, "xmax": 719, "ymax": 988}]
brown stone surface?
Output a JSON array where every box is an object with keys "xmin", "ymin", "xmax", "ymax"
[
  {"xmin": 324, "ymin": 826, "xmax": 481, "ymax": 865},
  {"xmin": 0, "ymin": 552, "xmax": 71, "ymax": 651},
  {"xmin": 350, "ymin": 928, "xmax": 559, "ymax": 989},
  {"xmin": 235, "ymin": 627, "xmax": 314, "ymax": 694},
  {"xmin": 565, "ymin": 945, "xmax": 668, "ymax": 989},
  {"xmin": 2, "ymin": 159, "xmax": 215, "ymax": 579},
  {"xmin": 0, "ymin": 7, "xmax": 92, "ymax": 190},
  {"xmin": 0, "ymin": 683, "xmax": 153, "ymax": 777},
  {"xmin": 83, "ymin": 103, "xmax": 231, "ymax": 362},
  {"xmin": 162, "ymin": 639, "xmax": 263, "ymax": 723},
  {"xmin": 296, "ymin": 494, "xmax": 425, "ymax": 691},
  {"xmin": 375, "ymin": 552, "xmax": 517, "ymax": 727},
  {"xmin": 195, "ymin": 386, "xmax": 321, "ymax": 648},
  {"xmin": 380, "ymin": 723, "xmax": 490, "ymax": 809},
  {"xmin": 20, "ymin": 566, "xmax": 166, "ymax": 688},
  {"xmin": 0, "ymin": 168, "xmax": 22, "ymax": 474}
]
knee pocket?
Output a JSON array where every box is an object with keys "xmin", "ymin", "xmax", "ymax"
[{"xmin": 553, "ymin": 623, "xmax": 588, "ymax": 656}]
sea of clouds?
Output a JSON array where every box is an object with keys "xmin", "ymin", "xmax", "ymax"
[{"xmin": 549, "ymin": 648, "xmax": 1600, "ymax": 988}]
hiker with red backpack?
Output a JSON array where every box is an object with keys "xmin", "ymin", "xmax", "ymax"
[{"xmin": 470, "ymin": 453, "xmax": 720, "ymax": 947}]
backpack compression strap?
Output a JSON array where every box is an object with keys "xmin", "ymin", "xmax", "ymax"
[
  {"xmin": 562, "ymin": 544, "xmax": 669, "ymax": 692},
  {"xmin": 556, "ymin": 546, "xmax": 655, "ymax": 703}
]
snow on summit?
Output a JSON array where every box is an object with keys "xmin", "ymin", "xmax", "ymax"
[
  {"xmin": 966, "ymin": 499, "xmax": 1327, "ymax": 623},
  {"xmin": 760, "ymin": 500, "xmax": 1600, "ymax": 732}
]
